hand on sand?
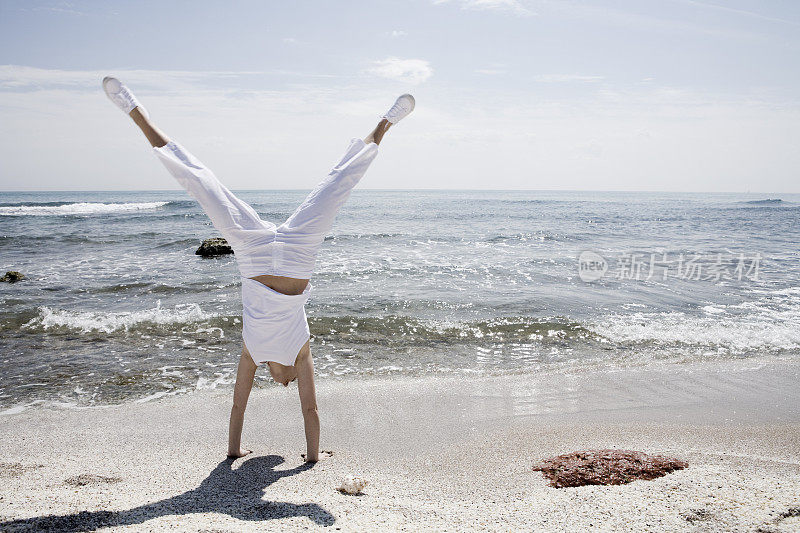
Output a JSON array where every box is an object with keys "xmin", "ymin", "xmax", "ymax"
[
  {"xmin": 227, "ymin": 448, "xmax": 252, "ymax": 459},
  {"xmin": 301, "ymin": 450, "xmax": 334, "ymax": 463}
]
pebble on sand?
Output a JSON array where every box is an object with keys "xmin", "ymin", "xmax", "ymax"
[
  {"xmin": 64, "ymin": 474, "xmax": 123, "ymax": 487},
  {"xmin": 0, "ymin": 271, "xmax": 25, "ymax": 282},
  {"xmin": 532, "ymin": 449, "xmax": 688, "ymax": 488},
  {"xmin": 195, "ymin": 238, "xmax": 233, "ymax": 257}
]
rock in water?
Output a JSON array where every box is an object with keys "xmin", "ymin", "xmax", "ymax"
[
  {"xmin": 532, "ymin": 449, "xmax": 688, "ymax": 488},
  {"xmin": 0, "ymin": 271, "xmax": 25, "ymax": 282},
  {"xmin": 195, "ymin": 238, "xmax": 233, "ymax": 257}
]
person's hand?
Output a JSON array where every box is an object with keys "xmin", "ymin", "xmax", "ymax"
[{"xmin": 301, "ymin": 450, "xmax": 334, "ymax": 463}]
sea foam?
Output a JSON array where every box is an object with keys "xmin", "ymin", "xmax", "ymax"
[
  {"xmin": 591, "ymin": 290, "xmax": 800, "ymax": 352},
  {"xmin": 23, "ymin": 303, "xmax": 216, "ymax": 334},
  {"xmin": 0, "ymin": 201, "xmax": 169, "ymax": 216}
]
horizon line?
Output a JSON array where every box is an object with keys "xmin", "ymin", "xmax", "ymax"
[{"xmin": 0, "ymin": 188, "xmax": 797, "ymax": 195}]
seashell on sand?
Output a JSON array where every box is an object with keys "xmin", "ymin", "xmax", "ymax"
[{"xmin": 337, "ymin": 475, "xmax": 368, "ymax": 495}]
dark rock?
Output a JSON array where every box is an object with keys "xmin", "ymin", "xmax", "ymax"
[
  {"xmin": 532, "ymin": 449, "xmax": 688, "ymax": 488},
  {"xmin": 195, "ymin": 238, "xmax": 233, "ymax": 257},
  {"xmin": 0, "ymin": 271, "xmax": 24, "ymax": 282}
]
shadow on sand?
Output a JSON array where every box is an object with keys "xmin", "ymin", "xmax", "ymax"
[{"xmin": 0, "ymin": 455, "xmax": 334, "ymax": 531}]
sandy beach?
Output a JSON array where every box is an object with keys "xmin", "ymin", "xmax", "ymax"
[
  {"xmin": 0, "ymin": 359, "xmax": 798, "ymax": 532},
  {"xmin": 3, "ymin": 0, "xmax": 800, "ymax": 530}
]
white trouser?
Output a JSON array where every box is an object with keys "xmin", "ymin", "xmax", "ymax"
[
  {"xmin": 153, "ymin": 137, "xmax": 380, "ymax": 366},
  {"xmin": 153, "ymin": 138, "xmax": 379, "ymax": 279}
]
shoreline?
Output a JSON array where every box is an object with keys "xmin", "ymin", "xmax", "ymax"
[
  {"xmin": 2, "ymin": 353, "xmax": 797, "ymax": 416},
  {"xmin": 1, "ymin": 359, "xmax": 799, "ymax": 531}
]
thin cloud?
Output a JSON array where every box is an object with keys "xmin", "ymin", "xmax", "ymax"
[
  {"xmin": 433, "ymin": 0, "xmax": 534, "ymax": 17},
  {"xmin": 534, "ymin": 74, "xmax": 604, "ymax": 83},
  {"xmin": 1, "ymin": 67, "xmax": 797, "ymax": 192},
  {"xmin": 675, "ymin": 0, "xmax": 800, "ymax": 27},
  {"xmin": 32, "ymin": 1, "xmax": 89, "ymax": 16},
  {"xmin": 0, "ymin": 65, "xmax": 343, "ymax": 92},
  {"xmin": 539, "ymin": 1, "xmax": 786, "ymax": 42},
  {"xmin": 389, "ymin": 30, "xmax": 408, "ymax": 38},
  {"xmin": 366, "ymin": 57, "xmax": 433, "ymax": 85},
  {"xmin": 0, "ymin": 65, "xmax": 258, "ymax": 91}
]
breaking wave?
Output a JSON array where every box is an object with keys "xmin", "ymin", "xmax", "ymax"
[
  {"xmin": 16, "ymin": 302, "xmax": 800, "ymax": 354},
  {"xmin": 309, "ymin": 316, "xmax": 595, "ymax": 346},
  {"xmin": 21, "ymin": 303, "xmax": 224, "ymax": 334},
  {"xmin": 742, "ymin": 199, "xmax": 782, "ymax": 205},
  {"xmin": 0, "ymin": 201, "xmax": 170, "ymax": 216},
  {"xmin": 590, "ymin": 288, "xmax": 800, "ymax": 352}
]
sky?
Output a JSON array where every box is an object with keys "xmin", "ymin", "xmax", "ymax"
[{"xmin": 0, "ymin": 0, "xmax": 798, "ymax": 192}]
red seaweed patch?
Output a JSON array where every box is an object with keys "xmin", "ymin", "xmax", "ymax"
[{"xmin": 533, "ymin": 449, "xmax": 688, "ymax": 488}]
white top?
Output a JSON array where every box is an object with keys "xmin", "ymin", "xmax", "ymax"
[{"xmin": 240, "ymin": 277, "xmax": 312, "ymax": 366}]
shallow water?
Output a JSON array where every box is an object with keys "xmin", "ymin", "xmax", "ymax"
[{"xmin": 1, "ymin": 190, "xmax": 799, "ymax": 409}]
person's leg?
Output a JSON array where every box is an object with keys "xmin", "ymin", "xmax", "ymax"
[
  {"xmin": 150, "ymin": 137, "xmax": 273, "ymax": 253},
  {"xmin": 367, "ymin": 93, "xmax": 413, "ymax": 145},
  {"xmin": 363, "ymin": 118, "xmax": 392, "ymax": 146},
  {"xmin": 277, "ymin": 94, "xmax": 414, "ymax": 258},
  {"xmin": 130, "ymin": 107, "xmax": 168, "ymax": 148},
  {"xmin": 278, "ymin": 135, "xmax": 379, "ymax": 244},
  {"xmin": 104, "ymin": 77, "xmax": 274, "ymax": 253}
]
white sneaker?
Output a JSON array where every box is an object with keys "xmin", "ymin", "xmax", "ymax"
[
  {"xmin": 382, "ymin": 94, "xmax": 415, "ymax": 124},
  {"xmin": 102, "ymin": 76, "xmax": 147, "ymax": 117}
]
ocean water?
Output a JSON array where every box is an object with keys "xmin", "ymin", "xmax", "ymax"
[{"xmin": 1, "ymin": 190, "xmax": 799, "ymax": 410}]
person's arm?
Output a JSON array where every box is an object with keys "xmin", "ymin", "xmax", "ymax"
[
  {"xmin": 295, "ymin": 341, "xmax": 321, "ymax": 462},
  {"xmin": 228, "ymin": 348, "xmax": 257, "ymax": 458}
]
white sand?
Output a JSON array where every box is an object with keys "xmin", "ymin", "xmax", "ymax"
[{"xmin": 1, "ymin": 359, "xmax": 799, "ymax": 531}]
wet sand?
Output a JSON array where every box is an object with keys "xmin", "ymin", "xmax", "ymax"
[{"xmin": 1, "ymin": 359, "xmax": 799, "ymax": 531}]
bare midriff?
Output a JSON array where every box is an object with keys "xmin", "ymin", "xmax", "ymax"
[{"xmin": 249, "ymin": 274, "xmax": 310, "ymax": 296}]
